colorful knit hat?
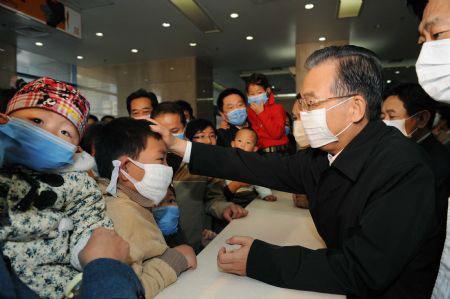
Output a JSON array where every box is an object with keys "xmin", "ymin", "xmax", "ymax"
[{"xmin": 6, "ymin": 77, "xmax": 90, "ymax": 137}]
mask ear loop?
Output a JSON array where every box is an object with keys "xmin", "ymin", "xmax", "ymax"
[
  {"xmin": 118, "ymin": 157, "xmax": 145, "ymax": 185},
  {"xmin": 106, "ymin": 160, "xmax": 121, "ymax": 196}
]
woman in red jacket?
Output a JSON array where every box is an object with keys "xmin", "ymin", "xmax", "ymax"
[{"xmin": 246, "ymin": 73, "xmax": 288, "ymax": 153}]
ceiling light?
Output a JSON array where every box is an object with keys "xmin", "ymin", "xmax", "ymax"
[
  {"xmin": 318, "ymin": 36, "xmax": 326, "ymax": 41},
  {"xmin": 35, "ymin": 42, "xmax": 44, "ymax": 47},
  {"xmin": 230, "ymin": 13, "xmax": 239, "ymax": 18},
  {"xmin": 395, "ymin": 70, "xmax": 400, "ymax": 74},
  {"xmin": 338, "ymin": 0, "xmax": 363, "ymax": 18},
  {"xmin": 0, "ymin": 48, "xmax": 5, "ymax": 52},
  {"xmin": 305, "ymin": 3, "xmax": 314, "ymax": 9},
  {"xmin": 246, "ymin": 36, "xmax": 254, "ymax": 40},
  {"xmin": 386, "ymin": 80, "xmax": 392, "ymax": 84},
  {"xmin": 189, "ymin": 42, "xmax": 197, "ymax": 47},
  {"xmin": 95, "ymin": 32, "xmax": 104, "ymax": 37},
  {"xmin": 131, "ymin": 49, "xmax": 138, "ymax": 53},
  {"xmin": 170, "ymin": 67, "xmax": 175, "ymax": 71},
  {"xmin": 77, "ymin": 55, "xmax": 84, "ymax": 60},
  {"xmin": 162, "ymin": 22, "xmax": 171, "ymax": 28}
]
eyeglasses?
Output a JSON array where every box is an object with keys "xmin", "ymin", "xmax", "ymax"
[{"xmin": 296, "ymin": 94, "xmax": 358, "ymax": 111}]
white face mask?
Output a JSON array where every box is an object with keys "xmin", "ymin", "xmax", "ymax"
[
  {"xmin": 299, "ymin": 97, "xmax": 354, "ymax": 148},
  {"xmin": 383, "ymin": 113, "xmax": 421, "ymax": 138},
  {"xmin": 293, "ymin": 120, "xmax": 310, "ymax": 148},
  {"xmin": 416, "ymin": 38, "xmax": 450, "ymax": 104},
  {"xmin": 106, "ymin": 158, "xmax": 173, "ymax": 205}
]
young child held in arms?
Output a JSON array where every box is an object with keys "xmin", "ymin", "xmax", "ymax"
[
  {"xmin": 0, "ymin": 77, "xmax": 112, "ymax": 298},
  {"xmin": 225, "ymin": 128, "xmax": 277, "ymax": 207},
  {"xmin": 94, "ymin": 117, "xmax": 196, "ymax": 298}
]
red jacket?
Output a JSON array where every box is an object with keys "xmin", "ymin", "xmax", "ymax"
[{"xmin": 247, "ymin": 93, "xmax": 288, "ymax": 149}]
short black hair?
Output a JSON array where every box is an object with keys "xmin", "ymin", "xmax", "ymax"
[
  {"xmin": 407, "ymin": 0, "xmax": 428, "ymax": 19},
  {"xmin": 175, "ymin": 100, "xmax": 194, "ymax": 119},
  {"xmin": 88, "ymin": 114, "xmax": 99, "ymax": 122},
  {"xmin": 305, "ymin": 45, "xmax": 384, "ymax": 121},
  {"xmin": 126, "ymin": 89, "xmax": 158, "ymax": 115},
  {"xmin": 101, "ymin": 115, "xmax": 115, "ymax": 122},
  {"xmin": 80, "ymin": 122, "xmax": 104, "ymax": 155},
  {"xmin": 233, "ymin": 127, "xmax": 258, "ymax": 144},
  {"xmin": 217, "ymin": 88, "xmax": 247, "ymax": 112},
  {"xmin": 95, "ymin": 117, "xmax": 162, "ymax": 178},
  {"xmin": 151, "ymin": 101, "xmax": 187, "ymax": 126},
  {"xmin": 185, "ymin": 119, "xmax": 216, "ymax": 141},
  {"xmin": 384, "ymin": 83, "xmax": 437, "ymax": 129},
  {"xmin": 245, "ymin": 73, "xmax": 270, "ymax": 91}
]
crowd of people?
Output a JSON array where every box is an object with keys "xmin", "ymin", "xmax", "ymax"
[{"xmin": 0, "ymin": 0, "xmax": 450, "ymax": 298}]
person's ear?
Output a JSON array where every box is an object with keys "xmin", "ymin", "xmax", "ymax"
[
  {"xmin": 350, "ymin": 96, "xmax": 366, "ymax": 123},
  {"xmin": 117, "ymin": 157, "xmax": 131, "ymax": 182},
  {"xmin": 414, "ymin": 110, "xmax": 431, "ymax": 129},
  {"xmin": 231, "ymin": 141, "xmax": 235, "ymax": 148}
]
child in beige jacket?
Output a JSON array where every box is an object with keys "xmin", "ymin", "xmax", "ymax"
[{"xmin": 93, "ymin": 117, "xmax": 197, "ymax": 298}]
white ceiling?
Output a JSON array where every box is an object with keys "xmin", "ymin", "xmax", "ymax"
[{"xmin": 0, "ymin": 0, "xmax": 421, "ymax": 88}]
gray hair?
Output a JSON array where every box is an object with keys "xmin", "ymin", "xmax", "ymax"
[{"xmin": 305, "ymin": 45, "xmax": 384, "ymax": 121}]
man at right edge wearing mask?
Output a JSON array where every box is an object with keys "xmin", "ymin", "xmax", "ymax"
[
  {"xmin": 407, "ymin": 0, "xmax": 450, "ymax": 297},
  {"xmin": 151, "ymin": 45, "xmax": 442, "ymax": 298}
]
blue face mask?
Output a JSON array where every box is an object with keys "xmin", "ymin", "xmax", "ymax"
[
  {"xmin": 247, "ymin": 93, "xmax": 269, "ymax": 105},
  {"xmin": 285, "ymin": 126, "xmax": 291, "ymax": 136},
  {"xmin": 152, "ymin": 205, "xmax": 180, "ymax": 236},
  {"xmin": 0, "ymin": 117, "xmax": 77, "ymax": 171},
  {"xmin": 172, "ymin": 133, "xmax": 185, "ymax": 140},
  {"xmin": 227, "ymin": 108, "xmax": 247, "ymax": 126}
]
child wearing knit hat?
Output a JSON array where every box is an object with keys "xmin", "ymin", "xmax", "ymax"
[{"xmin": 0, "ymin": 77, "xmax": 112, "ymax": 298}]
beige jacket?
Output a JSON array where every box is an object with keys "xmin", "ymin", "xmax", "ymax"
[{"xmin": 97, "ymin": 179, "xmax": 188, "ymax": 299}]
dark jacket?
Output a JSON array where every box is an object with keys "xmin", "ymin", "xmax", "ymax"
[
  {"xmin": 217, "ymin": 125, "xmax": 242, "ymax": 148},
  {"xmin": 1, "ymin": 253, "xmax": 144, "ymax": 299},
  {"xmin": 418, "ymin": 133, "xmax": 450, "ymax": 221},
  {"xmin": 187, "ymin": 121, "xmax": 442, "ymax": 298}
]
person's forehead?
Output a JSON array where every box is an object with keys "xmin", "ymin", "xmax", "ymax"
[
  {"xmin": 236, "ymin": 130, "xmax": 255, "ymax": 139},
  {"xmin": 302, "ymin": 61, "xmax": 336, "ymax": 97},
  {"xmin": 131, "ymin": 97, "xmax": 152, "ymax": 107},
  {"xmin": 383, "ymin": 96, "xmax": 407, "ymax": 112},
  {"xmin": 224, "ymin": 94, "xmax": 244, "ymax": 105},
  {"xmin": 146, "ymin": 136, "xmax": 167, "ymax": 151},
  {"xmin": 156, "ymin": 112, "xmax": 181, "ymax": 124},
  {"xmin": 420, "ymin": 0, "xmax": 450, "ymax": 31}
]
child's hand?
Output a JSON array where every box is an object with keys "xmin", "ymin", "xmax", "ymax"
[
  {"xmin": 250, "ymin": 102, "xmax": 264, "ymax": 115},
  {"xmin": 174, "ymin": 244, "xmax": 197, "ymax": 270},
  {"xmin": 263, "ymin": 195, "xmax": 277, "ymax": 202},
  {"xmin": 0, "ymin": 114, "xmax": 8, "ymax": 125},
  {"xmin": 202, "ymin": 229, "xmax": 217, "ymax": 241},
  {"xmin": 292, "ymin": 194, "xmax": 309, "ymax": 209},
  {"xmin": 223, "ymin": 204, "xmax": 248, "ymax": 222}
]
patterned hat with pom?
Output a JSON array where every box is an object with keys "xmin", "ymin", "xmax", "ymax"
[{"xmin": 6, "ymin": 77, "xmax": 90, "ymax": 137}]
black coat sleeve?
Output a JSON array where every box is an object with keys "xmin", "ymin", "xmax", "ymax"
[
  {"xmin": 246, "ymin": 161, "xmax": 437, "ymax": 297},
  {"xmin": 189, "ymin": 142, "xmax": 307, "ymax": 194}
]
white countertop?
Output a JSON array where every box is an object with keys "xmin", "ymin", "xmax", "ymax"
[{"xmin": 157, "ymin": 191, "xmax": 344, "ymax": 299}]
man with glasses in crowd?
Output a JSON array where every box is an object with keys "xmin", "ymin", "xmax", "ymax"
[{"xmin": 151, "ymin": 45, "xmax": 442, "ymax": 298}]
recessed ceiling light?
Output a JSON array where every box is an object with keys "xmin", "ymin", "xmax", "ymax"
[
  {"xmin": 318, "ymin": 36, "xmax": 326, "ymax": 41},
  {"xmin": 35, "ymin": 42, "xmax": 44, "ymax": 47},
  {"xmin": 170, "ymin": 67, "xmax": 175, "ymax": 71},
  {"xmin": 77, "ymin": 55, "xmax": 84, "ymax": 60},
  {"xmin": 131, "ymin": 49, "xmax": 138, "ymax": 53},
  {"xmin": 305, "ymin": 3, "xmax": 314, "ymax": 9},
  {"xmin": 395, "ymin": 70, "xmax": 400, "ymax": 74},
  {"xmin": 189, "ymin": 42, "xmax": 197, "ymax": 47},
  {"xmin": 230, "ymin": 13, "xmax": 239, "ymax": 18},
  {"xmin": 246, "ymin": 35, "xmax": 254, "ymax": 40},
  {"xmin": 162, "ymin": 22, "xmax": 171, "ymax": 28},
  {"xmin": 387, "ymin": 80, "xmax": 392, "ymax": 84},
  {"xmin": 96, "ymin": 32, "xmax": 104, "ymax": 37}
]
